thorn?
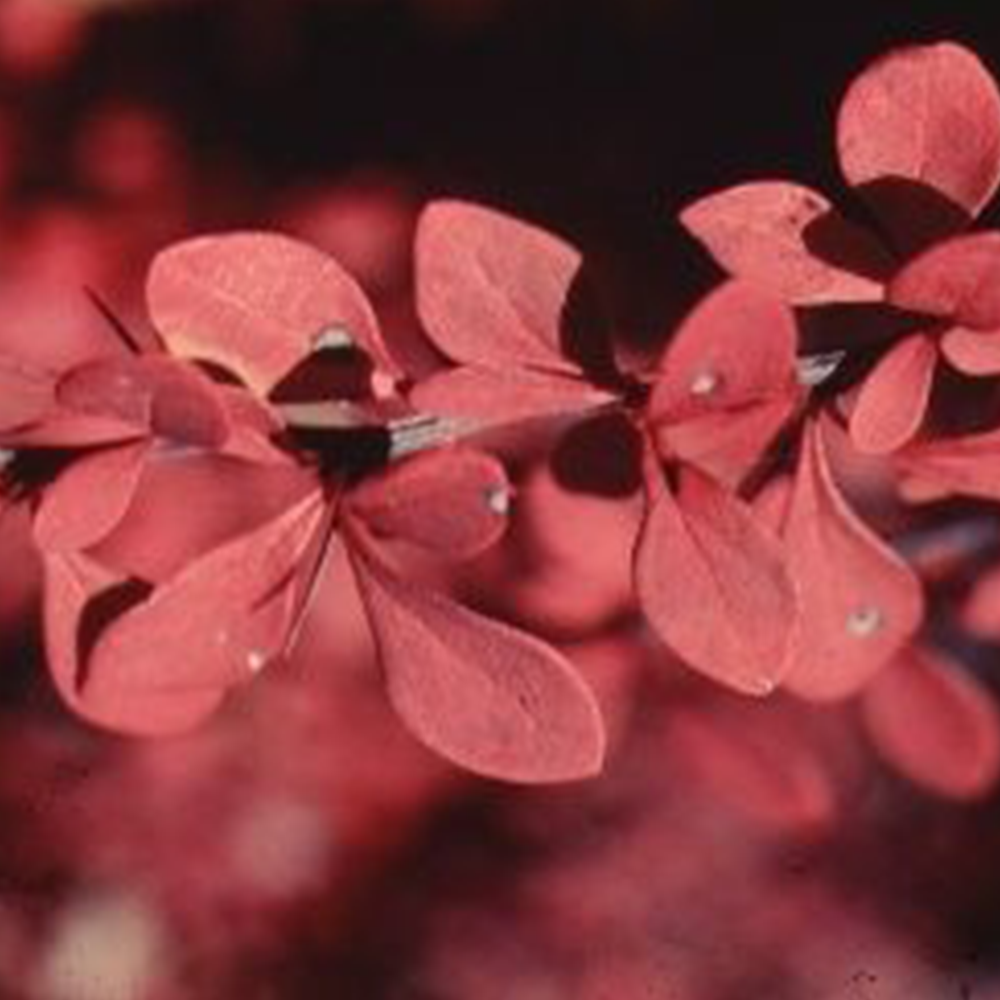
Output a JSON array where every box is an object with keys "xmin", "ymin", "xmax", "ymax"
[{"xmin": 84, "ymin": 287, "xmax": 145, "ymax": 355}]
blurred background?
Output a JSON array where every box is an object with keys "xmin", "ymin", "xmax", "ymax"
[{"xmin": 2, "ymin": 1, "xmax": 1000, "ymax": 997}]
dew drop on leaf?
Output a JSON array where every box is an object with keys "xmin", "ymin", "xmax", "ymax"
[
  {"xmin": 846, "ymin": 605, "xmax": 883, "ymax": 637},
  {"xmin": 689, "ymin": 370, "xmax": 722, "ymax": 397}
]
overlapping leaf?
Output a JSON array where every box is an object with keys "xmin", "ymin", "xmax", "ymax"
[
  {"xmin": 84, "ymin": 491, "xmax": 324, "ymax": 695},
  {"xmin": 351, "ymin": 543, "xmax": 606, "ymax": 783},
  {"xmin": 44, "ymin": 552, "xmax": 225, "ymax": 736},
  {"xmin": 412, "ymin": 200, "xmax": 613, "ymax": 420},
  {"xmin": 782, "ymin": 419, "xmax": 924, "ymax": 700},
  {"xmin": 635, "ymin": 467, "xmax": 797, "ymax": 695},
  {"xmin": 862, "ymin": 646, "xmax": 1000, "ymax": 799},
  {"xmin": 679, "ymin": 182, "xmax": 892, "ymax": 304},
  {"xmin": 837, "ymin": 42, "xmax": 1000, "ymax": 221},
  {"xmin": 348, "ymin": 446, "xmax": 511, "ymax": 560},
  {"xmin": 649, "ymin": 280, "xmax": 800, "ymax": 482},
  {"xmin": 147, "ymin": 231, "xmax": 394, "ymax": 394},
  {"xmin": 848, "ymin": 334, "xmax": 937, "ymax": 453}
]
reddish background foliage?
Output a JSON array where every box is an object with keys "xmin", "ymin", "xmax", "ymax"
[{"xmin": 2, "ymin": 2, "xmax": 1000, "ymax": 999}]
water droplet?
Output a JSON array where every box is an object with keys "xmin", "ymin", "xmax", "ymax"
[
  {"xmin": 689, "ymin": 370, "xmax": 721, "ymax": 397},
  {"xmin": 846, "ymin": 606, "xmax": 883, "ymax": 637},
  {"xmin": 312, "ymin": 324, "xmax": 354, "ymax": 351},
  {"xmin": 484, "ymin": 486, "xmax": 511, "ymax": 516},
  {"xmin": 745, "ymin": 674, "xmax": 777, "ymax": 695},
  {"xmin": 247, "ymin": 650, "xmax": 268, "ymax": 674}
]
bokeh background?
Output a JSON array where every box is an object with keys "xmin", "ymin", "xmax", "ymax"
[{"xmin": 3, "ymin": 1, "xmax": 1000, "ymax": 997}]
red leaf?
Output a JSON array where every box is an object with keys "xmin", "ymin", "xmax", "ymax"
[
  {"xmin": 862, "ymin": 647, "xmax": 1000, "ymax": 799},
  {"xmin": 634, "ymin": 467, "xmax": 797, "ymax": 695},
  {"xmin": 838, "ymin": 42, "xmax": 1000, "ymax": 220},
  {"xmin": 961, "ymin": 564, "xmax": 1000, "ymax": 641},
  {"xmin": 348, "ymin": 447, "xmax": 511, "ymax": 561},
  {"xmin": 848, "ymin": 334, "xmax": 937, "ymax": 453},
  {"xmin": 897, "ymin": 428, "xmax": 1000, "ymax": 500},
  {"xmin": 650, "ymin": 281, "xmax": 799, "ymax": 425},
  {"xmin": 86, "ymin": 492, "xmax": 324, "ymax": 694},
  {"xmin": 351, "ymin": 546, "xmax": 606, "ymax": 783},
  {"xmin": 56, "ymin": 356, "xmax": 153, "ymax": 428},
  {"xmin": 782, "ymin": 419, "xmax": 924, "ymax": 701},
  {"xmin": 90, "ymin": 452, "xmax": 317, "ymax": 584},
  {"xmin": 678, "ymin": 182, "xmax": 891, "ymax": 304},
  {"xmin": 147, "ymin": 232, "xmax": 393, "ymax": 394},
  {"xmin": 940, "ymin": 326, "xmax": 1000, "ymax": 375},
  {"xmin": 0, "ymin": 414, "xmax": 144, "ymax": 449},
  {"xmin": 410, "ymin": 365, "xmax": 612, "ymax": 424},
  {"xmin": 667, "ymin": 702, "xmax": 836, "ymax": 828},
  {"xmin": 43, "ymin": 552, "xmax": 225, "ymax": 737},
  {"xmin": 415, "ymin": 200, "xmax": 587, "ymax": 373},
  {"xmin": 653, "ymin": 397, "xmax": 798, "ymax": 488},
  {"xmin": 33, "ymin": 441, "xmax": 150, "ymax": 552},
  {"xmin": 887, "ymin": 232, "xmax": 1000, "ymax": 329},
  {"xmin": 0, "ymin": 355, "xmax": 54, "ymax": 431}
]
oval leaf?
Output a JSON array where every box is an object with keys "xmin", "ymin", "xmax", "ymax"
[
  {"xmin": 940, "ymin": 325, "xmax": 1000, "ymax": 375},
  {"xmin": 410, "ymin": 364, "xmax": 612, "ymax": 424},
  {"xmin": 897, "ymin": 428, "xmax": 1000, "ymax": 500},
  {"xmin": 668, "ymin": 703, "xmax": 836, "ymax": 828},
  {"xmin": 87, "ymin": 492, "xmax": 324, "ymax": 694},
  {"xmin": 0, "ymin": 355, "xmax": 54, "ymax": 431},
  {"xmin": 351, "ymin": 545, "xmax": 606, "ymax": 783},
  {"xmin": 838, "ymin": 42, "xmax": 1000, "ymax": 220},
  {"xmin": 33, "ymin": 441, "xmax": 150, "ymax": 552},
  {"xmin": 961, "ymin": 564, "xmax": 1000, "ymax": 641},
  {"xmin": 43, "ymin": 552, "xmax": 225, "ymax": 737},
  {"xmin": 416, "ymin": 200, "xmax": 587, "ymax": 373},
  {"xmin": 90, "ymin": 452, "xmax": 317, "ymax": 584},
  {"xmin": 348, "ymin": 447, "xmax": 511, "ymax": 561},
  {"xmin": 147, "ymin": 232, "xmax": 391, "ymax": 394},
  {"xmin": 679, "ymin": 182, "xmax": 891, "ymax": 304},
  {"xmin": 848, "ymin": 334, "xmax": 937, "ymax": 454},
  {"xmin": 862, "ymin": 647, "xmax": 1000, "ymax": 799},
  {"xmin": 650, "ymin": 280, "xmax": 800, "ymax": 424},
  {"xmin": 635, "ymin": 467, "xmax": 797, "ymax": 695},
  {"xmin": 782, "ymin": 419, "xmax": 924, "ymax": 701},
  {"xmin": 887, "ymin": 232, "xmax": 1000, "ymax": 329}
]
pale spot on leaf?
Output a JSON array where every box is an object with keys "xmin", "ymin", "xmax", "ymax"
[
  {"xmin": 846, "ymin": 605, "xmax": 883, "ymax": 637},
  {"xmin": 312, "ymin": 324, "xmax": 354, "ymax": 351},
  {"xmin": 689, "ymin": 369, "xmax": 722, "ymax": 397},
  {"xmin": 484, "ymin": 486, "xmax": 511, "ymax": 516}
]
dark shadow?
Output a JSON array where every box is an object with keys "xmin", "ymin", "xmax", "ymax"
[
  {"xmin": 270, "ymin": 344, "xmax": 377, "ymax": 404},
  {"xmin": 557, "ymin": 259, "xmax": 621, "ymax": 389},
  {"xmin": 853, "ymin": 176, "xmax": 972, "ymax": 261},
  {"xmin": 550, "ymin": 411, "xmax": 643, "ymax": 498},
  {"xmin": 0, "ymin": 449, "xmax": 81, "ymax": 503},
  {"xmin": 797, "ymin": 301, "xmax": 927, "ymax": 355},
  {"xmin": 76, "ymin": 577, "xmax": 153, "ymax": 688},
  {"xmin": 802, "ymin": 206, "xmax": 896, "ymax": 282},
  {"xmin": 287, "ymin": 424, "xmax": 392, "ymax": 484},
  {"xmin": 925, "ymin": 367, "xmax": 1000, "ymax": 439}
]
